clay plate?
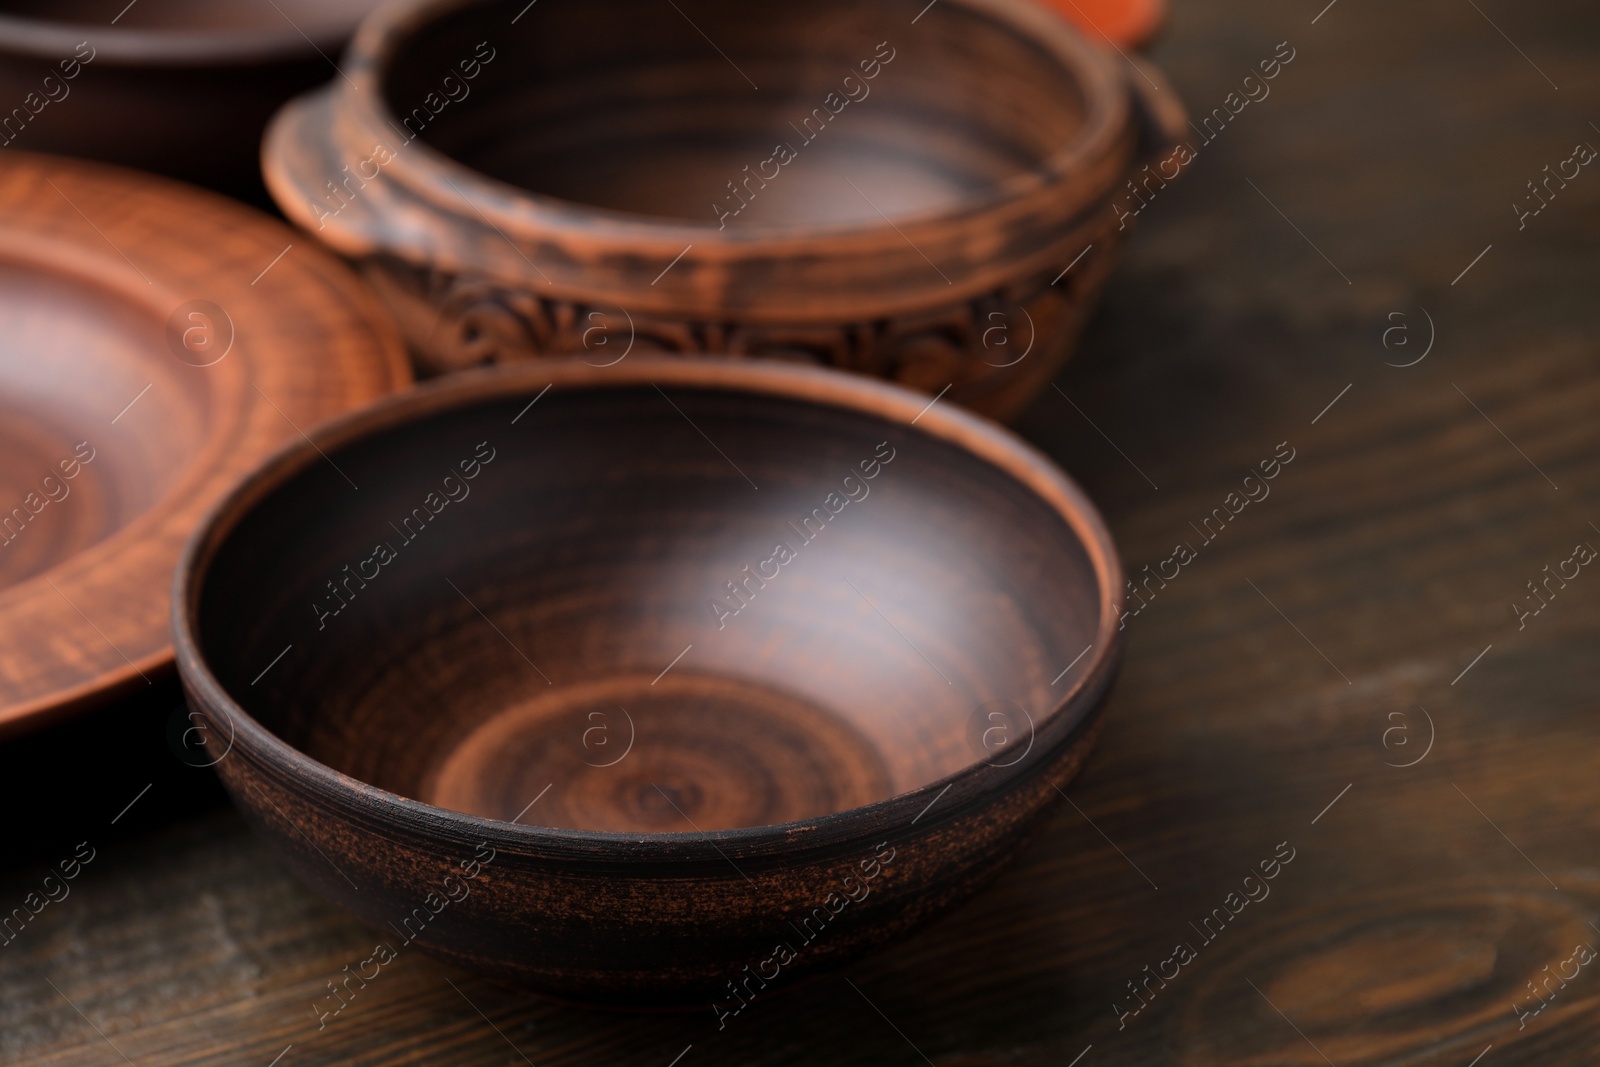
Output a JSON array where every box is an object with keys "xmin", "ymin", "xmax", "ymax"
[
  {"xmin": 0, "ymin": 152, "xmax": 410, "ymax": 736},
  {"xmin": 174, "ymin": 358, "xmax": 1124, "ymax": 1003}
]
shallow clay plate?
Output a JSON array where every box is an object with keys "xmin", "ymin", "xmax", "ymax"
[{"xmin": 0, "ymin": 152, "xmax": 410, "ymax": 735}]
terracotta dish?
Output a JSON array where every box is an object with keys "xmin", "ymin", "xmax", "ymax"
[
  {"xmin": 265, "ymin": 0, "xmax": 1186, "ymax": 420},
  {"xmin": 0, "ymin": 152, "xmax": 410, "ymax": 736},
  {"xmin": 1039, "ymin": 0, "xmax": 1167, "ymax": 51},
  {"xmin": 174, "ymin": 359, "xmax": 1124, "ymax": 1003},
  {"xmin": 0, "ymin": 0, "xmax": 383, "ymax": 202}
]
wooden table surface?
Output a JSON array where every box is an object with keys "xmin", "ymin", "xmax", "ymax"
[{"xmin": 5, "ymin": 0, "xmax": 1599, "ymax": 1063}]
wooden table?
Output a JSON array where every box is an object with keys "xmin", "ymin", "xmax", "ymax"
[{"xmin": 5, "ymin": 0, "xmax": 1598, "ymax": 1062}]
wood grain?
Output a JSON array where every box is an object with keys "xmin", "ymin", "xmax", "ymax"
[
  {"xmin": 0, "ymin": 152, "xmax": 411, "ymax": 736},
  {"xmin": 4, "ymin": 0, "xmax": 1600, "ymax": 1060}
]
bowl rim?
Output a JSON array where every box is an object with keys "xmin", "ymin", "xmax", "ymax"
[
  {"xmin": 333, "ymin": 0, "xmax": 1132, "ymax": 245},
  {"xmin": 0, "ymin": 11, "xmax": 359, "ymax": 66},
  {"xmin": 172, "ymin": 359, "xmax": 1125, "ymax": 861}
]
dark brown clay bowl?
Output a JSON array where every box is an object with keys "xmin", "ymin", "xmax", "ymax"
[
  {"xmin": 0, "ymin": 0, "xmax": 383, "ymax": 203},
  {"xmin": 173, "ymin": 358, "xmax": 1123, "ymax": 1005},
  {"xmin": 264, "ymin": 0, "xmax": 1187, "ymax": 420}
]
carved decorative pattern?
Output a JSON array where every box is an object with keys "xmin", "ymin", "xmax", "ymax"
[{"xmin": 361, "ymin": 216, "xmax": 1123, "ymax": 419}]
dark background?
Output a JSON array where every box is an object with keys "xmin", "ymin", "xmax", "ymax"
[{"xmin": 4, "ymin": 0, "xmax": 1599, "ymax": 1063}]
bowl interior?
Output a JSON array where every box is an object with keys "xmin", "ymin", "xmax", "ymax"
[
  {"xmin": 384, "ymin": 0, "xmax": 1089, "ymax": 228},
  {"xmin": 0, "ymin": 255, "xmax": 212, "ymax": 592},
  {"xmin": 0, "ymin": 0, "xmax": 374, "ymax": 34},
  {"xmin": 195, "ymin": 378, "xmax": 1104, "ymax": 833}
]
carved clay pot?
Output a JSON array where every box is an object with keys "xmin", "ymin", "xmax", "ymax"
[
  {"xmin": 265, "ymin": 0, "xmax": 1185, "ymax": 421},
  {"xmin": 0, "ymin": 0, "xmax": 384, "ymax": 204}
]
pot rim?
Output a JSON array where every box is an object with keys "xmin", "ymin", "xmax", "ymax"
[
  {"xmin": 172, "ymin": 358, "xmax": 1125, "ymax": 864},
  {"xmin": 335, "ymin": 0, "xmax": 1134, "ymax": 247}
]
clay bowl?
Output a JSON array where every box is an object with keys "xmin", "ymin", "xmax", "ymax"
[
  {"xmin": 264, "ymin": 0, "xmax": 1187, "ymax": 420},
  {"xmin": 0, "ymin": 0, "xmax": 384, "ymax": 204},
  {"xmin": 0, "ymin": 151, "xmax": 410, "ymax": 735},
  {"xmin": 174, "ymin": 358, "xmax": 1123, "ymax": 1004}
]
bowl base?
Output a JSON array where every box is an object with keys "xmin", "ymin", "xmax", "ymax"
[{"xmin": 424, "ymin": 670, "xmax": 895, "ymax": 834}]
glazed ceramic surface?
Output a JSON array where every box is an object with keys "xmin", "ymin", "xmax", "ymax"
[
  {"xmin": 265, "ymin": 0, "xmax": 1186, "ymax": 419},
  {"xmin": 0, "ymin": 152, "xmax": 410, "ymax": 735},
  {"xmin": 175, "ymin": 359, "xmax": 1123, "ymax": 1002}
]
